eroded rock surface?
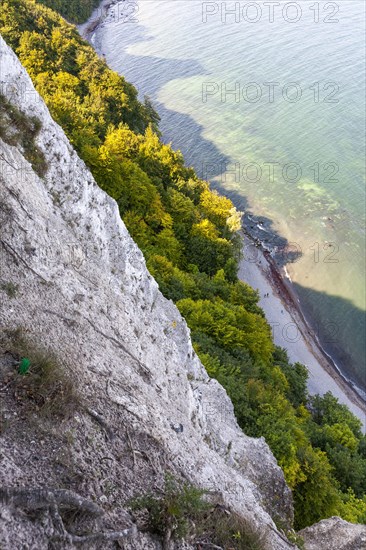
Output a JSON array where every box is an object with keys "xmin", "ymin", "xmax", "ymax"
[{"xmin": 299, "ymin": 517, "xmax": 366, "ymax": 550}]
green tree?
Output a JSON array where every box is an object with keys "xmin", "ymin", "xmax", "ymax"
[{"xmin": 293, "ymin": 446, "xmax": 342, "ymax": 528}]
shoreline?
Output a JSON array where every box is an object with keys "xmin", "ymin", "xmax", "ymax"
[
  {"xmin": 78, "ymin": 2, "xmax": 366, "ymax": 431},
  {"xmin": 78, "ymin": 0, "xmax": 118, "ymax": 44},
  {"xmin": 239, "ymin": 230, "xmax": 366, "ymax": 430}
]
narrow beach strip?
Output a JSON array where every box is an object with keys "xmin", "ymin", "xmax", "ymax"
[{"xmin": 239, "ymin": 232, "xmax": 366, "ymax": 431}]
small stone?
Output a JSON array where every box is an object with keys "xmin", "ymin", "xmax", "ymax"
[{"xmin": 170, "ymin": 423, "xmax": 183, "ymax": 434}]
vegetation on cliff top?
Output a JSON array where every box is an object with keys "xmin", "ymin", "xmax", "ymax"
[
  {"xmin": 1, "ymin": 0, "xmax": 365, "ymax": 530},
  {"xmin": 38, "ymin": 0, "xmax": 101, "ymax": 24}
]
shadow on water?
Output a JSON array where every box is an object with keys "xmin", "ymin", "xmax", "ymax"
[
  {"xmin": 94, "ymin": 18, "xmax": 231, "ymax": 178},
  {"xmin": 95, "ymin": 19, "xmax": 302, "ymax": 259},
  {"xmin": 93, "ymin": 15, "xmax": 365, "ymax": 397},
  {"xmin": 292, "ymin": 283, "xmax": 366, "ymax": 395},
  {"xmin": 119, "ymin": 52, "xmax": 231, "ymax": 179}
]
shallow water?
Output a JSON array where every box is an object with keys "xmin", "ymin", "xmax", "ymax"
[{"xmin": 94, "ymin": 0, "xmax": 366, "ymax": 393}]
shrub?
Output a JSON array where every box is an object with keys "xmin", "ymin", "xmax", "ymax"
[
  {"xmin": 38, "ymin": 0, "xmax": 101, "ymax": 24},
  {"xmin": 0, "ymin": 93, "xmax": 47, "ymax": 177},
  {"xmin": 130, "ymin": 474, "xmax": 266, "ymax": 549},
  {"xmin": 3, "ymin": 328, "xmax": 79, "ymax": 419},
  {"xmin": 129, "ymin": 473, "xmax": 209, "ymax": 541},
  {"xmin": 0, "ymin": 281, "xmax": 18, "ymax": 298},
  {"xmin": 197, "ymin": 506, "xmax": 267, "ymax": 550}
]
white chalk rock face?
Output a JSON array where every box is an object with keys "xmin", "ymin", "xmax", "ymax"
[
  {"xmin": 299, "ymin": 517, "xmax": 366, "ymax": 550},
  {"xmin": 0, "ymin": 35, "xmax": 296, "ymax": 549}
]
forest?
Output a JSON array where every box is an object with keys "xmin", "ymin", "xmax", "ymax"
[
  {"xmin": 0, "ymin": 0, "xmax": 365, "ymax": 530},
  {"xmin": 38, "ymin": 0, "xmax": 101, "ymax": 23}
]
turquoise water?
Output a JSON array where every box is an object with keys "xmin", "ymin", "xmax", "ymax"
[{"xmin": 94, "ymin": 0, "xmax": 366, "ymax": 393}]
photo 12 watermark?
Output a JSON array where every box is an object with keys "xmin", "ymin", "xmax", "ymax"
[
  {"xmin": 202, "ymin": 2, "xmax": 340, "ymax": 24},
  {"xmin": 0, "ymin": 81, "xmax": 42, "ymax": 105},
  {"xmin": 202, "ymin": 81, "xmax": 340, "ymax": 103},
  {"xmin": 89, "ymin": 0, "xmax": 139, "ymax": 25},
  {"xmin": 200, "ymin": 160, "xmax": 339, "ymax": 184},
  {"xmin": 242, "ymin": 240, "xmax": 340, "ymax": 265},
  {"xmin": 268, "ymin": 318, "xmax": 340, "ymax": 344}
]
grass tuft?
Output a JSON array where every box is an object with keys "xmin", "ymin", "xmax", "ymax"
[
  {"xmin": 198, "ymin": 506, "xmax": 267, "ymax": 550},
  {"xmin": 129, "ymin": 473, "xmax": 266, "ymax": 549},
  {"xmin": 0, "ymin": 281, "xmax": 18, "ymax": 298},
  {"xmin": 0, "ymin": 93, "xmax": 47, "ymax": 177},
  {"xmin": 3, "ymin": 327, "xmax": 79, "ymax": 419}
]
